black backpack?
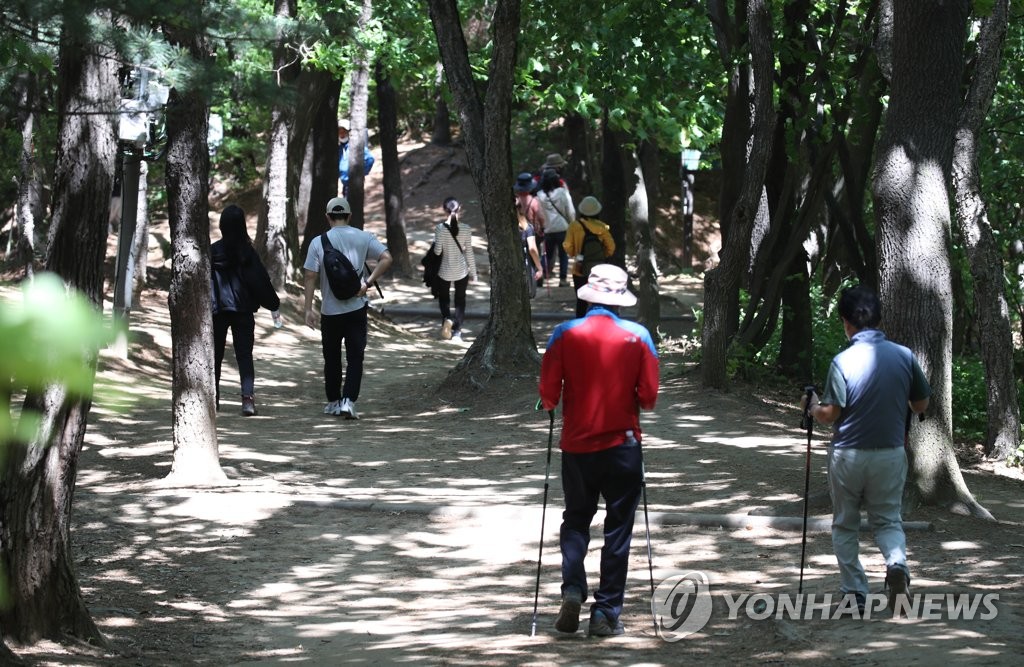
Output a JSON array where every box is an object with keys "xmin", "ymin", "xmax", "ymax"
[
  {"xmin": 320, "ymin": 231, "xmax": 362, "ymax": 300},
  {"xmin": 579, "ymin": 221, "xmax": 606, "ymax": 278}
]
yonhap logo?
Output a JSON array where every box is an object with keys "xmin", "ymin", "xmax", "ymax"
[
  {"xmin": 651, "ymin": 571, "xmax": 713, "ymax": 641},
  {"xmin": 651, "ymin": 571, "xmax": 999, "ymax": 642}
]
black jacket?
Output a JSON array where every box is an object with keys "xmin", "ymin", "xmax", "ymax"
[{"xmin": 210, "ymin": 240, "xmax": 280, "ymax": 315}]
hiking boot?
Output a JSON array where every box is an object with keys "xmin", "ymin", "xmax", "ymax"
[
  {"xmin": 554, "ymin": 588, "xmax": 583, "ymax": 633},
  {"xmin": 587, "ymin": 609, "xmax": 624, "ymax": 637},
  {"xmin": 885, "ymin": 565, "xmax": 911, "ymax": 615},
  {"xmin": 324, "ymin": 399, "xmax": 345, "ymax": 416},
  {"xmin": 340, "ymin": 398, "xmax": 359, "ymax": 420},
  {"xmin": 441, "ymin": 319, "xmax": 453, "ymax": 340},
  {"xmin": 241, "ymin": 395, "xmax": 257, "ymax": 416}
]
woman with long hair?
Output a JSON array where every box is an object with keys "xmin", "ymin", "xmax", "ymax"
[
  {"xmin": 431, "ymin": 197, "xmax": 477, "ymax": 341},
  {"xmin": 536, "ymin": 169, "xmax": 574, "ymax": 287},
  {"xmin": 210, "ymin": 204, "xmax": 281, "ymax": 415}
]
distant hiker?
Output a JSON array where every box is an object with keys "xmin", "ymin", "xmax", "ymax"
[
  {"xmin": 538, "ymin": 152, "xmax": 570, "ymax": 193},
  {"xmin": 518, "ymin": 207, "xmax": 543, "ymax": 298},
  {"xmin": 210, "ymin": 204, "xmax": 281, "ymax": 416},
  {"xmin": 431, "ymin": 197, "xmax": 477, "ymax": 342},
  {"xmin": 801, "ymin": 284, "xmax": 931, "ymax": 615},
  {"xmin": 514, "ymin": 172, "xmax": 547, "ymax": 284},
  {"xmin": 563, "ymin": 196, "xmax": 615, "ymax": 317},
  {"xmin": 539, "ymin": 264, "xmax": 660, "ymax": 637},
  {"xmin": 337, "ymin": 119, "xmax": 375, "ymax": 198},
  {"xmin": 536, "ymin": 169, "xmax": 574, "ymax": 287},
  {"xmin": 303, "ymin": 196, "xmax": 393, "ymax": 419}
]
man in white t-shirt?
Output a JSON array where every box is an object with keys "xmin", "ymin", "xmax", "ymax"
[{"xmin": 303, "ymin": 197, "xmax": 392, "ymax": 419}]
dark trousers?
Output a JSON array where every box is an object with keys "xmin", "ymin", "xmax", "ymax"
[
  {"xmin": 560, "ymin": 440, "xmax": 643, "ymax": 622},
  {"xmin": 573, "ymin": 274, "xmax": 589, "ymax": 317},
  {"xmin": 436, "ymin": 275, "xmax": 469, "ymax": 332},
  {"xmin": 213, "ymin": 310, "xmax": 256, "ymax": 402},
  {"xmin": 544, "ymin": 231, "xmax": 568, "ymax": 280},
  {"xmin": 320, "ymin": 305, "xmax": 368, "ymax": 402}
]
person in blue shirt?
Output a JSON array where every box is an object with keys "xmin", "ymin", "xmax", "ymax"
[
  {"xmin": 337, "ymin": 119, "xmax": 375, "ymax": 197},
  {"xmin": 802, "ymin": 284, "xmax": 931, "ymax": 616}
]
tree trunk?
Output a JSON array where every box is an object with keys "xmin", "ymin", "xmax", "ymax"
[
  {"xmin": 162, "ymin": 26, "xmax": 227, "ymax": 487},
  {"xmin": 632, "ymin": 140, "xmax": 660, "ymax": 340},
  {"xmin": 708, "ymin": 0, "xmax": 747, "ymax": 249},
  {"xmin": 427, "ymin": 0, "xmax": 538, "ymax": 388},
  {"xmin": 14, "ymin": 69, "xmax": 42, "ymax": 278},
  {"xmin": 564, "ymin": 112, "xmax": 593, "ymax": 197},
  {"xmin": 0, "ymin": 10, "xmax": 118, "ymax": 644},
  {"xmin": 600, "ymin": 113, "xmax": 628, "ymax": 267},
  {"xmin": 950, "ymin": 0, "xmax": 1018, "ymax": 461},
  {"xmin": 256, "ymin": 0, "xmax": 300, "ymax": 288},
  {"xmin": 825, "ymin": 49, "xmax": 884, "ymax": 291},
  {"xmin": 872, "ymin": 0, "xmax": 990, "ymax": 519},
  {"xmin": 347, "ymin": 0, "xmax": 374, "ymax": 229},
  {"xmin": 431, "ymin": 62, "xmax": 452, "ymax": 145},
  {"xmin": 701, "ymin": 0, "xmax": 776, "ymax": 390},
  {"xmin": 301, "ymin": 76, "xmax": 342, "ymax": 263},
  {"xmin": 375, "ymin": 62, "xmax": 413, "ymax": 277},
  {"xmin": 777, "ymin": 253, "xmax": 812, "ymax": 379},
  {"xmin": 131, "ymin": 160, "xmax": 150, "ymax": 300}
]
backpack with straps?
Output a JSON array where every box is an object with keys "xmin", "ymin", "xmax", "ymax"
[
  {"xmin": 579, "ymin": 221, "xmax": 606, "ymax": 278},
  {"xmin": 320, "ymin": 231, "xmax": 362, "ymax": 300}
]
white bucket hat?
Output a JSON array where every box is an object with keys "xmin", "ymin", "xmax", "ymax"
[
  {"xmin": 576, "ymin": 264, "xmax": 637, "ymax": 307},
  {"xmin": 578, "ymin": 196, "xmax": 602, "ymax": 217}
]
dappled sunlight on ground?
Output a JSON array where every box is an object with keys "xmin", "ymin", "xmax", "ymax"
[{"xmin": 49, "ymin": 281, "xmax": 1022, "ymax": 665}]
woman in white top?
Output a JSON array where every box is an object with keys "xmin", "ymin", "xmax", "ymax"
[
  {"xmin": 536, "ymin": 169, "xmax": 575, "ymax": 286},
  {"xmin": 432, "ymin": 197, "xmax": 478, "ymax": 341}
]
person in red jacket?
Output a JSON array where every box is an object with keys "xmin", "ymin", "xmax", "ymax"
[{"xmin": 538, "ymin": 263, "xmax": 659, "ymax": 637}]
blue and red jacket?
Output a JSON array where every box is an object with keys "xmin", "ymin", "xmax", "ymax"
[{"xmin": 539, "ymin": 306, "xmax": 659, "ymax": 453}]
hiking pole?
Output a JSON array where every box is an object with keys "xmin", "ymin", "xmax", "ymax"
[
  {"xmin": 530, "ymin": 402, "xmax": 555, "ymax": 637},
  {"xmin": 638, "ymin": 434, "xmax": 657, "ymax": 635},
  {"xmin": 798, "ymin": 385, "xmax": 815, "ymax": 595},
  {"xmin": 363, "ymin": 263, "xmax": 384, "ymax": 299}
]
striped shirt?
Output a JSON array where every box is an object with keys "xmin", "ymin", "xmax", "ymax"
[{"xmin": 432, "ymin": 221, "xmax": 477, "ymax": 282}]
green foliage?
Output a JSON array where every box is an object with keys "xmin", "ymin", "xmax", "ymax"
[
  {"xmin": 953, "ymin": 354, "xmax": 1024, "ymax": 463},
  {"xmin": 807, "ymin": 285, "xmax": 851, "ymax": 386},
  {"xmin": 0, "ymin": 273, "xmax": 119, "ymax": 410},
  {"xmin": 979, "ymin": 15, "xmax": 1024, "ymax": 331},
  {"xmin": 951, "ymin": 356, "xmax": 989, "ymax": 444},
  {"xmin": 515, "ymin": 0, "xmax": 724, "ymax": 158}
]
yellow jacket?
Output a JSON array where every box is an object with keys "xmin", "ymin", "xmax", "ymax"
[{"xmin": 563, "ymin": 217, "xmax": 615, "ymax": 277}]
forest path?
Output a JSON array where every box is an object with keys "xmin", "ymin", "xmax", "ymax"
[
  {"xmin": 53, "ymin": 267, "xmax": 1024, "ymax": 665},
  {"xmin": 9, "ymin": 142, "xmax": 1024, "ymax": 665}
]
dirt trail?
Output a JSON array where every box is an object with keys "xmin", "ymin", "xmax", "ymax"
[{"xmin": 9, "ymin": 143, "xmax": 1024, "ymax": 665}]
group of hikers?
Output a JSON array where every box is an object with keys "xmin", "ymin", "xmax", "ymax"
[{"xmin": 207, "ymin": 138, "xmax": 931, "ymax": 638}]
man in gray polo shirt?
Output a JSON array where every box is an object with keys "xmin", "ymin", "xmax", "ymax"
[{"xmin": 803, "ymin": 285, "xmax": 931, "ymax": 614}]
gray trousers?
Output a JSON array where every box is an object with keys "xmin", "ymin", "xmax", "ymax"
[{"xmin": 828, "ymin": 446, "xmax": 908, "ymax": 595}]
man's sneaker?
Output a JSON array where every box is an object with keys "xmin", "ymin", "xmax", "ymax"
[
  {"xmin": 451, "ymin": 331, "xmax": 463, "ymax": 342},
  {"xmin": 587, "ymin": 609, "xmax": 624, "ymax": 637},
  {"xmin": 441, "ymin": 319, "xmax": 453, "ymax": 340},
  {"xmin": 324, "ymin": 399, "xmax": 345, "ymax": 416},
  {"xmin": 558, "ymin": 279, "xmax": 569, "ymax": 287},
  {"xmin": 340, "ymin": 398, "xmax": 359, "ymax": 420},
  {"xmin": 554, "ymin": 588, "xmax": 583, "ymax": 633},
  {"xmin": 241, "ymin": 395, "xmax": 257, "ymax": 416},
  {"xmin": 885, "ymin": 565, "xmax": 911, "ymax": 614}
]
